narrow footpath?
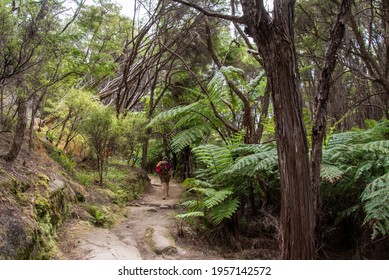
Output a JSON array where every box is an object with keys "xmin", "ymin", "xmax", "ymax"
[{"xmin": 58, "ymin": 176, "xmax": 222, "ymax": 260}]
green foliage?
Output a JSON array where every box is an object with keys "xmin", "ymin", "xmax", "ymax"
[
  {"xmin": 322, "ymin": 120, "xmax": 389, "ymax": 238},
  {"xmin": 75, "ymin": 170, "xmax": 94, "ymax": 187},
  {"xmin": 178, "ymin": 142, "xmax": 277, "ymax": 228},
  {"xmin": 82, "ymin": 104, "xmax": 116, "ymax": 183},
  {"xmin": 171, "ymin": 125, "xmax": 211, "ymax": 154},
  {"xmin": 177, "ymin": 185, "xmax": 239, "ymax": 226},
  {"xmin": 225, "ymin": 144, "xmax": 278, "ymax": 179},
  {"xmin": 361, "ymin": 174, "xmax": 389, "ymax": 238},
  {"xmin": 87, "ymin": 205, "xmax": 110, "ymax": 227},
  {"xmin": 50, "ymin": 148, "xmax": 76, "ymax": 174},
  {"xmin": 192, "ymin": 144, "xmax": 234, "ymax": 180},
  {"xmin": 115, "ymin": 113, "xmax": 148, "ymax": 166}
]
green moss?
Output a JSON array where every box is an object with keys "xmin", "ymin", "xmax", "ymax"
[
  {"xmin": 32, "ymin": 221, "xmax": 56, "ymax": 259},
  {"xmin": 37, "ymin": 173, "xmax": 50, "ymax": 188},
  {"xmin": 34, "ymin": 195, "xmax": 51, "ymax": 220}
]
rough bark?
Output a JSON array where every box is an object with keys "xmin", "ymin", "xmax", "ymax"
[
  {"xmin": 310, "ymin": 0, "xmax": 352, "ymax": 255},
  {"xmin": 256, "ymin": 79, "xmax": 271, "ymax": 143},
  {"xmin": 242, "ymin": 0, "xmax": 315, "ymax": 259}
]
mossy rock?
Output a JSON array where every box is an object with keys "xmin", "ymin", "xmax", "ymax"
[
  {"xmin": 37, "ymin": 174, "xmax": 50, "ymax": 188},
  {"xmin": 34, "ymin": 195, "xmax": 51, "ymax": 220},
  {"xmin": 0, "ymin": 203, "xmax": 35, "ymax": 260}
]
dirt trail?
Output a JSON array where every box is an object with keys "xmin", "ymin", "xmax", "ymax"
[{"xmin": 58, "ymin": 176, "xmax": 222, "ymax": 260}]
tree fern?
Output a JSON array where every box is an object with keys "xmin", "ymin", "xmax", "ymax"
[
  {"xmin": 192, "ymin": 144, "xmax": 233, "ymax": 180},
  {"xmin": 208, "ymin": 198, "xmax": 240, "ymax": 226},
  {"xmin": 176, "ymin": 185, "xmax": 238, "ymax": 226},
  {"xmin": 147, "ymin": 101, "xmax": 203, "ymax": 128},
  {"xmin": 361, "ymin": 174, "xmax": 389, "ymax": 238},
  {"xmin": 204, "ymin": 188, "xmax": 234, "ymax": 208},
  {"xmin": 320, "ymin": 163, "xmax": 344, "ymax": 183},
  {"xmin": 322, "ymin": 121, "xmax": 389, "ymax": 238},
  {"xmin": 170, "ymin": 125, "xmax": 211, "ymax": 153}
]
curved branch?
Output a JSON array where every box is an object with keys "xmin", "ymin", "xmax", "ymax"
[{"xmin": 172, "ymin": 0, "xmax": 246, "ymax": 24}]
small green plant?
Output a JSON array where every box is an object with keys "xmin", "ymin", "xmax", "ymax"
[
  {"xmin": 50, "ymin": 148, "xmax": 76, "ymax": 173},
  {"xmin": 75, "ymin": 170, "xmax": 94, "ymax": 186},
  {"xmin": 87, "ymin": 205, "xmax": 110, "ymax": 227}
]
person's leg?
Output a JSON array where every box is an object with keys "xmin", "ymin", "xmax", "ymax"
[
  {"xmin": 166, "ymin": 181, "xmax": 169, "ymax": 197},
  {"xmin": 160, "ymin": 176, "xmax": 166, "ymax": 199}
]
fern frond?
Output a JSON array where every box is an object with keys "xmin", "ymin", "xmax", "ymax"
[
  {"xmin": 173, "ymin": 104, "xmax": 212, "ymax": 129},
  {"xmin": 321, "ymin": 163, "xmax": 345, "ymax": 183},
  {"xmin": 231, "ymin": 143, "xmax": 276, "ymax": 156},
  {"xmin": 220, "ymin": 66, "xmax": 245, "ymax": 79},
  {"xmin": 361, "ymin": 140, "xmax": 389, "ymax": 154},
  {"xmin": 192, "ymin": 145, "xmax": 233, "ymax": 178},
  {"xmin": 203, "ymin": 188, "xmax": 233, "ymax": 209},
  {"xmin": 189, "ymin": 187, "xmax": 217, "ymax": 198},
  {"xmin": 147, "ymin": 102, "xmax": 201, "ymax": 128},
  {"xmin": 335, "ymin": 204, "xmax": 361, "ymax": 224},
  {"xmin": 208, "ymin": 198, "xmax": 240, "ymax": 225},
  {"xmin": 361, "ymin": 174, "xmax": 389, "ymax": 239},
  {"xmin": 171, "ymin": 125, "xmax": 211, "ymax": 153},
  {"xmin": 326, "ymin": 131, "xmax": 358, "ymax": 147},
  {"xmin": 224, "ymin": 146, "xmax": 278, "ymax": 177},
  {"xmin": 176, "ymin": 211, "xmax": 205, "ymax": 220},
  {"xmin": 180, "ymin": 200, "xmax": 199, "ymax": 208}
]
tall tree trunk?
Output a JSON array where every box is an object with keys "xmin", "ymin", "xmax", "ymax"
[
  {"xmin": 242, "ymin": 0, "xmax": 315, "ymax": 259},
  {"xmin": 3, "ymin": 98, "xmax": 27, "ymax": 162},
  {"xmin": 311, "ymin": 0, "xmax": 352, "ymax": 255},
  {"xmin": 269, "ymin": 41, "xmax": 314, "ymax": 259},
  {"xmin": 56, "ymin": 111, "xmax": 72, "ymax": 147},
  {"xmin": 141, "ymin": 127, "xmax": 152, "ymax": 170}
]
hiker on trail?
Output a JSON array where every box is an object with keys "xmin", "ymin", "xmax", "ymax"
[{"xmin": 156, "ymin": 156, "xmax": 172, "ymax": 200}]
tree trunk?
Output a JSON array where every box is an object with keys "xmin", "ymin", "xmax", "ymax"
[
  {"xmin": 141, "ymin": 127, "xmax": 152, "ymax": 170},
  {"xmin": 269, "ymin": 41, "xmax": 315, "ymax": 259},
  {"xmin": 56, "ymin": 111, "xmax": 72, "ymax": 147},
  {"xmin": 256, "ymin": 79, "xmax": 271, "ymax": 143},
  {"xmin": 242, "ymin": 0, "xmax": 315, "ymax": 259},
  {"xmin": 311, "ymin": 0, "xmax": 352, "ymax": 256},
  {"xmin": 3, "ymin": 98, "xmax": 27, "ymax": 162}
]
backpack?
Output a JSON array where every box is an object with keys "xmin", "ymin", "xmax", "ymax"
[{"xmin": 158, "ymin": 161, "xmax": 170, "ymax": 175}]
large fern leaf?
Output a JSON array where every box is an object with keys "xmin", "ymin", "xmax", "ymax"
[
  {"xmin": 361, "ymin": 174, "xmax": 389, "ymax": 239},
  {"xmin": 208, "ymin": 198, "xmax": 240, "ymax": 225},
  {"xmin": 320, "ymin": 163, "xmax": 345, "ymax": 183},
  {"xmin": 171, "ymin": 125, "xmax": 211, "ymax": 153},
  {"xmin": 192, "ymin": 144, "xmax": 233, "ymax": 179},
  {"xmin": 203, "ymin": 188, "xmax": 234, "ymax": 209},
  {"xmin": 224, "ymin": 144, "xmax": 278, "ymax": 177},
  {"xmin": 147, "ymin": 102, "xmax": 201, "ymax": 128}
]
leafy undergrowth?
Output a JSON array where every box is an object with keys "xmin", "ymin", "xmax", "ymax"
[{"xmin": 69, "ymin": 162, "xmax": 151, "ymax": 228}]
